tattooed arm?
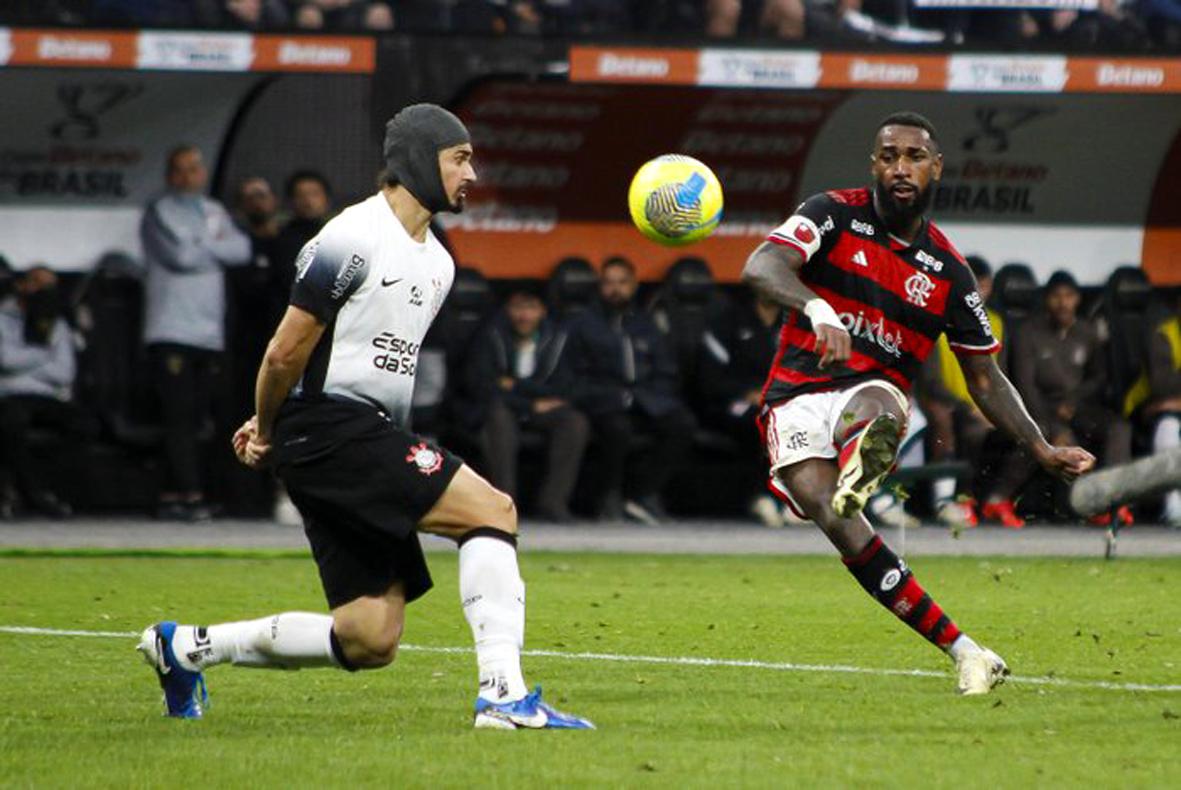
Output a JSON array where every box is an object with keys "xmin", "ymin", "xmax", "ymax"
[
  {"xmin": 960, "ymin": 353, "xmax": 1094, "ymax": 482},
  {"xmin": 741, "ymin": 241, "xmax": 850, "ymax": 368}
]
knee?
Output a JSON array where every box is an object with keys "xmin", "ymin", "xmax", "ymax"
[
  {"xmin": 334, "ymin": 617, "xmax": 403, "ymax": 669},
  {"xmin": 490, "ymin": 489, "xmax": 518, "ymax": 535}
]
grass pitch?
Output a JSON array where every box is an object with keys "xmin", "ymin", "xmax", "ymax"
[{"xmin": 1, "ymin": 551, "xmax": 1178, "ymax": 788}]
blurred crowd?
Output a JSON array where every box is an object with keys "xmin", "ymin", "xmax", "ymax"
[
  {"xmin": 3, "ymin": 0, "xmax": 1178, "ymax": 49},
  {"xmin": 2, "ymin": 144, "xmax": 1180, "ymax": 527}
]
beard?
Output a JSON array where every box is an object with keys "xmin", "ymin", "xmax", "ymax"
[{"xmin": 873, "ymin": 179, "xmax": 934, "ymax": 232}]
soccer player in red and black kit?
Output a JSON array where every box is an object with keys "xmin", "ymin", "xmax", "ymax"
[{"xmin": 741, "ymin": 112, "xmax": 1096, "ymax": 694}]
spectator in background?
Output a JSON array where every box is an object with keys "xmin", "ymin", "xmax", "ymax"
[
  {"xmin": 90, "ymin": 0, "xmax": 194, "ymax": 25},
  {"xmin": 291, "ymin": 0, "xmax": 395, "ymax": 29},
  {"xmin": 464, "ymin": 289, "xmax": 589, "ymax": 522},
  {"xmin": 1136, "ymin": 0, "xmax": 1181, "ymax": 47},
  {"xmin": 195, "ymin": 0, "xmax": 291, "ymax": 27},
  {"xmin": 918, "ymin": 255, "xmax": 1003, "ymax": 529},
  {"xmin": 141, "ymin": 144, "xmax": 251, "ymax": 521},
  {"xmin": 272, "ymin": 170, "xmax": 333, "ymax": 328},
  {"xmin": 235, "ymin": 177, "xmax": 282, "ymax": 252},
  {"xmin": 230, "ymin": 177, "xmax": 283, "ymax": 426},
  {"xmin": 697, "ymin": 291, "xmax": 785, "ymax": 527},
  {"xmin": 706, "ymin": 0, "xmax": 805, "ymax": 39},
  {"xmin": 566, "ymin": 256, "xmax": 697, "ymax": 524},
  {"xmin": 1044, "ymin": 0, "xmax": 1148, "ymax": 49},
  {"xmin": 543, "ymin": 0, "xmax": 631, "ymax": 35},
  {"xmin": 1001, "ymin": 270, "xmax": 1133, "ymax": 527},
  {"xmin": 1136, "ymin": 292, "xmax": 1181, "ymax": 525},
  {"xmin": 0, "ymin": 266, "xmax": 77, "ymax": 519}
]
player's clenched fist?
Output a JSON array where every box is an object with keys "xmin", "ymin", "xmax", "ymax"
[
  {"xmin": 232, "ymin": 415, "xmax": 272, "ymax": 469},
  {"xmin": 805, "ymin": 298, "xmax": 850, "ymax": 369},
  {"xmin": 1035, "ymin": 444, "xmax": 1095, "ymax": 483}
]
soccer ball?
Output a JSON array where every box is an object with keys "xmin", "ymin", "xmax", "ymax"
[{"xmin": 627, "ymin": 154, "xmax": 723, "ymax": 246}]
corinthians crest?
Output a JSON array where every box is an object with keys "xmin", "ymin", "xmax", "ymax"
[{"xmin": 406, "ymin": 442, "xmax": 443, "ymax": 475}]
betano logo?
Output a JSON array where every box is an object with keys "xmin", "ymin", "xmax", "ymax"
[
  {"xmin": 38, "ymin": 35, "xmax": 112, "ymax": 61},
  {"xmin": 597, "ymin": 53, "xmax": 670, "ymax": 78},
  {"xmin": 849, "ymin": 59, "xmax": 919, "ymax": 84},
  {"xmin": 278, "ymin": 41, "xmax": 351, "ymax": 66},
  {"xmin": 1096, "ymin": 63, "xmax": 1164, "ymax": 88}
]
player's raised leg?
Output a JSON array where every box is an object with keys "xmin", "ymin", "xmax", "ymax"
[
  {"xmin": 777, "ymin": 453, "xmax": 1008, "ymax": 694},
  {"xmin": 419, "ymin": 464, "xmax": 594, "ymax": 729}
]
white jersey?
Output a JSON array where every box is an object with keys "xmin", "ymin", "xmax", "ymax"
[{"xmin": 289, "ymin": 193, "xmax": 454, "ymax": 427}]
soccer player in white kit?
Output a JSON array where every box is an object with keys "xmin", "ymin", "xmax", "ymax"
[{"xmin": 136, "ymin": 104, "xmax": 593, "ymax": 730}]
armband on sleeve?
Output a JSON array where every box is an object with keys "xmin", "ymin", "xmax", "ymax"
[{"xmin": 767, "ymin": 215, "xmax": 822, "ymax": 261}]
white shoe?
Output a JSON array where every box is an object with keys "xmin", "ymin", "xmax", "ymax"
[
  {"xmin": 956, "ymin": 646, "xmax": 1009, "ymax": 695},
  {"xmin": 936, "ymin": 501, "xmax": 975, "ymax": 530},
  {"xmin": 749, "ymin": 495, "xmax": 786, "ymax": 528},
  {"xmin": 870, "ymin": 495, "xmax": 919, "ymax": 530},
  {"xmin": 1163, "ymin": 490, "xmax": 1181, "ymax": 527}
]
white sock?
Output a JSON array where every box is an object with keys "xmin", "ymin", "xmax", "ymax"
[
  {"xmin": 1164, "ymin": 490, "xmax": 1181, "ymax": 522},
  {"xmin": 1155, "ymin": 415, "xmax": 1181, "ymax": 452},
  {"xmin": 948, "ymin": 633, "xmax": 981, "ymax": 661},
  {"xmin": 170, "ymin": 613, "xmax": 338, "ymax": 671},
  {"xmin": 933, "ymin": 477, "xmax": 957, "ymax": 506},
  {"xmin": 459, "ymin": 535, "xmax": 528, "ymax": 703},
  {"xmin": 1154, "ymin": 417, "xmax": 1181, "ymax": 520}
]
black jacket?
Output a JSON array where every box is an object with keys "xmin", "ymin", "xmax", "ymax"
[
  {"xmin": 697, "ymin": 296, "xmax": 781, "ymax": 424},
  {"xmin": 463, "ymin": 312, "xmax": 575, "ymax": 428},
  {"xmin": 565, "ymin": 299, "xmax": 684, "ymax": 418}
]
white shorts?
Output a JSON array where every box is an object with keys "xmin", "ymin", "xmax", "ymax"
[{"xmin": 763, "ymin": 379, "xmax": 909, "ymax": 517}]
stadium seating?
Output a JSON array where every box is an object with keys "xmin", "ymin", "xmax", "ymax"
[
  {"xmin": 547, "ymin": 256, "xmax": 598, "ymax": 323},
  {"xmin": 648, "ymin": 256, "xmax": 718, "ymax": 405},
  {"xmin": 1091, "ymin": 266, "xmax": 1155, "ymax": 415}
]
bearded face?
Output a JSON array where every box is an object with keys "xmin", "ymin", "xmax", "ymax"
[{"xmin": 870, "ymin": 124, "xmax": 942, "ymax": 235}]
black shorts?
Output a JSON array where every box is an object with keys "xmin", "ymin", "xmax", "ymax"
[{"xmin": 273, "ymin": 396, "xmax": 463, "ymax": 608}]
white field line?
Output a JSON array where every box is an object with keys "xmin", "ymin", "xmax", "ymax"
[{"xmin": 2, "ymin": 625, "xmax": 1178, "ymax": 694}]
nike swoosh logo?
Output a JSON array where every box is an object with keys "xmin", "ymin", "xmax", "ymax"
[{"xmin": 381, "ymin": 277, "xmax": 402, "ymax": 287}]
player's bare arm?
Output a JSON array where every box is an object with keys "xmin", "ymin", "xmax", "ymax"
[
  {"xmin": 959, "ymin": 353, "xmax": 1095, "ymax": 482},
  {"xmin": 741, "ymin": 241, "xmax": 851, "ymax": 368},
  {"xmin": 233, "ymin": 306, "xmax": 325, "ymax": 468}
]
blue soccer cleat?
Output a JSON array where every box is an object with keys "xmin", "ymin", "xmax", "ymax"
[
  {"xmin": 473, "ymin": 686, "xmax": 595, "ymax": 730},
  {"xmin": 136, "ymin": 621, "xmax": 208, "ymax": 719}
]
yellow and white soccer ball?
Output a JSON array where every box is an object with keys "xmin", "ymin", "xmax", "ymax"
[{"xmin": 627, "ymin": 154, "xmax": 723, "ymax": 246}]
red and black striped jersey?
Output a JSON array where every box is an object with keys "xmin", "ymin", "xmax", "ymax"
[{"xmin": 762, "ymin": 187, "xmax": 999, "ymax": 405}]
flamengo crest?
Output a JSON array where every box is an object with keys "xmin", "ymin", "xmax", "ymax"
[{"xmin": 904, "ymin": 271, "xmax": 935, "ymax": 307}]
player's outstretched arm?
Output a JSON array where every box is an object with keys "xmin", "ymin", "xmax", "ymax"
[
  {"xmin": 960, "ymin": 353, "xmax": 1095, "ymax": 482},
  {"xmin": 741, "ymin": 241, "xmax": 850, "ymax": 368}
]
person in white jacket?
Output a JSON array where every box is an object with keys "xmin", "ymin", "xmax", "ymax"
[
  {"xmin": 140, "ymin": 144, "xmax": 251, "ymax": 521},
  {"xmin": 0, "ymin": 265, "xmax": 78, "ymax": 518}
]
